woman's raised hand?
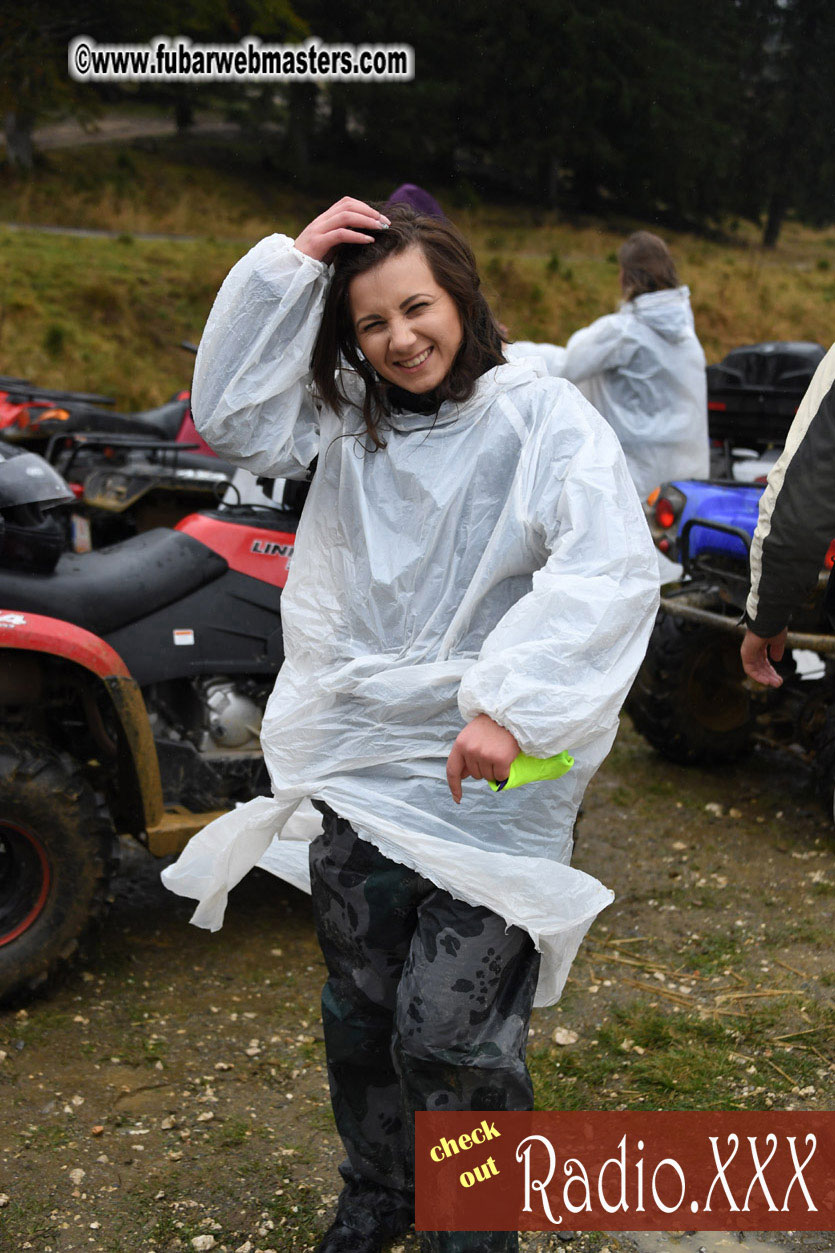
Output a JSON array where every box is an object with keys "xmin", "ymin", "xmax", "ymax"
[{"xmin": 294, "ymin": 197, "xmax": 390, "ymax": 264}]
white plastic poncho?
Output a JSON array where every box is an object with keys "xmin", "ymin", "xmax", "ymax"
[
  {"xmin": 509, "ymin": 286, "xmax": 709, "ymax": 499},
  {"xmin": 161, "ymin": 235, "xmax": 660, "ymax": 1007}
]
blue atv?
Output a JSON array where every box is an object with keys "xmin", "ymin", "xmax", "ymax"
[
  {"xmin": 627, "ymin": 477, "xmax": 767, "ymax": 766},
  {"xmin": 626, "ymin": 342, "xmax": 835, "ymax": 815},
  {"xmin": 628, "ymin": 475, "xmax": 835, "ymax": 781}
]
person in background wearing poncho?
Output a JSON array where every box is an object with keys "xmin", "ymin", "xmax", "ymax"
[
  {"xmin": 161, "ymin": 197, "xmax": 659, "ymax": 1252},
  {"xmin": 509, "ymin": 231, "xmax": 709, "ymax": 500}
]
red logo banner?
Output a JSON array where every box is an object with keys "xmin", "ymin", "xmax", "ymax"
[{"xmin": 415, "ymin": 1111, "xmax": 835, "ymax": 1231}]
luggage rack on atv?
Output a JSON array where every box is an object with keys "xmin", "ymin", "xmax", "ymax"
[{"xmin": 44, "ymin": 429, "xmax": 203, "ymax": 478}]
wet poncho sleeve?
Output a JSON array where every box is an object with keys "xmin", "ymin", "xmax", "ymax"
[
  {"xmin": 457, "ymin": 389, "xmax": 660, "ymax": 755},
  {"xmin": 508, "ymin": 341, "xmax": 568, "ymax": 376},
  {"xmin": 561, "ymin": 313, "xmax": 633, "ymax": 384},
  {"xmin": 190, "ymin": 234, "xmax": 328, "ymax": 478}
]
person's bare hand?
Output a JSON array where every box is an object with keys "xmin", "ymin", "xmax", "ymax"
[
  {"xmin": 740, "ymin": 627, "xmax": 787, "ymax": 688},
  {"xmin": 446, "ymin": 714, "xmax": 520, "ymax": 804},
  {"xmin": 294, "ymin": 197, "xmax": 390, "ymax": 264}
]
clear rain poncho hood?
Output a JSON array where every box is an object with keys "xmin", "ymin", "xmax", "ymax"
[
  {"xmin": 161, "ymin": 235, "xmax": 660, "ymax": 1006},
  {"xmin": 509, "ymin": 286, "xmax": 709, "ymax": 500}
]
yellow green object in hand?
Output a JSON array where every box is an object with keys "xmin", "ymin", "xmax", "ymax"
[{"xmin": 488, "ymin": 750, "xmax": 574, "ymax": 792}]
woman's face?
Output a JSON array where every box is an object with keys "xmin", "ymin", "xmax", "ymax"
[{"xmin": 349, "ymin": 245, "xmax": 464, "ymax": 393}]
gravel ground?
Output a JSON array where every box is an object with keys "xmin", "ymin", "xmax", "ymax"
[{"xmin": 0, "ymin": 721, "xmax": 833, "ymax": 1252}]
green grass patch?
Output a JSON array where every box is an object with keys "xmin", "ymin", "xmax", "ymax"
[
  {"xmin": 531, "ymin": 1003, "xmax": 738, "ymax": 1111},
  {"xmin": 17, "ymin": 1121, "xmax": 74, "ymax": 1150},
  {"xmin": 0, "ymin": 228, "xmax": 241, "ymax": 408},
  {"xmin": 767, "ymin": 917, "xmax": 832, "ymax": 948},
  {"xmin": 147, "ymin": 1211, "xmax": 184, "ymax": 1245},
  {"xmin": 531, "ymin": 991, "xmax": 834, "ymax": 1113},
  {"xmin": 266, "ymin": 1179, "xmax": 329, "ymax": 1248},
  {"xmin": 0, "ymin": 1193, "xmax": 58, "ymax": 1247},
  {"xmin": 0, "ymin": 139, "xmax": 315, "ymax": 241},
  {"xmin": 1, "ymin": 1006, "xmax": 73, "ymax": 1044},
  {"xmin": 609, "ymin": 784, "xmax": 636, "ymax": 807},
  {"xmin": 684, "ymin": 931, "xmax": 742, "ymax": 974},
  {"xmin": 209, "ymin": 1115, "xmax": 253, "ymax": 1148}
]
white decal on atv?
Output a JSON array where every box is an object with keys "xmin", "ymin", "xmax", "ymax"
[
  {"xmin": 250, "ymin": 540, "xmax": 294, "ymax": 557},
  {"xmin": 173, "ymin": 629, "xmax": 195, "ymax": 646},
  {"xmin": 0, "ymin": 613, "xmax": 27, "ymax": 627},
  {"xmin": 175, "ymin": 468, "xmax": 228, "ymax": 482}
]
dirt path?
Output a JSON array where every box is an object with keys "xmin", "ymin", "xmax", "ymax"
[
  {"xmin": 0, "ymin": 113, "xmax": 241, "ymax": 153},
  {"xmin": 1, "ymin": 722, "xmax": 833, "ymax": 1253},
  {"xmin": 1, "ymin": 111, "xmax": 245, "ymax": 244},
  {"xmin": 0, "ymin": 222, "xmax": 206, "ymax": 243}
]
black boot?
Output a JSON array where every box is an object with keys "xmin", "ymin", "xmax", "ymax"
[
  {"xmin": 314, "ymin": 1179, "xmax": 413, "ymax": 1253},
  {"xmin": 314, "ymin": 1214, "xmax": 384, "ymax": 1253}
]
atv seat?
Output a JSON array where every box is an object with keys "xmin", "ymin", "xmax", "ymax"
[
  {"xmin": 108, "ymin": 400, "xmax": 189, "ymax": 442},
  {"xmin": 41, "ymin": 400, "xmax": 190, "ymax": 443},
  {"xmin": 0, "ymin": 529, "xmax": 228, "ymax": 636},
  {"xmin": 68, "ymin": 400, "xmax": 186, "ymax": 446}
]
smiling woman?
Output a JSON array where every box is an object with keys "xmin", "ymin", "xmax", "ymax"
[
  {"xmin": 309, "ymin": 201, "xmax": 506, "ymax": 446},
  {"xmin": 161, "ymin": 195, "xmax": 660, "ymax": 1253},
  {"xmin": 350, "ymin": 249, "xmax": 464, "ymax": 392}
]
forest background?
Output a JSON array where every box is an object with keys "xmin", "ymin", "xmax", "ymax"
[{"xmin": 1, "ymin": 0, "xmax": 834, "ymax": 405}]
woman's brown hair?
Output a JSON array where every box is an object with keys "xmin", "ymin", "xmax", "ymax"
[
  {"xmin": 618, "ymin": 231, "xmax": 679, "ymax": 301},
  {"xmin": 311, "ymin": 203, "xmax": 505, "ymax": 448}
]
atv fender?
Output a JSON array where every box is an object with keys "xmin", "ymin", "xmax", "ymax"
[{"xmin": 0, "ymin": 610, "xmax": 164, "ymax": 831}]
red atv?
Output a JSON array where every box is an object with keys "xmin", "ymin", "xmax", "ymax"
[
  {"xmin": 0, "ymin": 373, "xmax": 235, "ymax": 547},
  {"xmin": 0, "ymin": 444, "xmax": 300, "ymax": 1002},
  {"xmin": 0, "ymin": 374, "xmax": 203, "ymax": 449}
]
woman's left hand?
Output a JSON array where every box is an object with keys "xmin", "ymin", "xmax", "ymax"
[{"xmin": 446, "ymin": 714, "xmax": 520, "ymax": 804}]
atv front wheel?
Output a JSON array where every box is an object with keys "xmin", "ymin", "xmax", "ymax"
[
  {"xmin": 0, "ymin": 739, "xmax": 119, "ymax": 1003},
  {"xmin": 626, "ymin": 608, "xmax": 754, "ymax": 765}
]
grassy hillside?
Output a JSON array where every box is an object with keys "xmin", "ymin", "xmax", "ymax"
[
  {"xmin": 1, "ymin": 138, "xmax": 833, "ymax": 408},
  {"xmin": 0, "ymin": 229, "xmax": 242, "ymax": 408}
]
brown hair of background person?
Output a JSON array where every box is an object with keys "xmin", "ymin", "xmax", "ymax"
[
  {"xmin": 311, "ymin": 202, "xmax": 506, "ymax": 448},
  {"xmin": 618, "ymin": 230, "xmax": 679, "ymax": 301}
]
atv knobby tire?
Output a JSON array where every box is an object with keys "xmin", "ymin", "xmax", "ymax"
[
  {"xmin": 0, "ymin": 738, "xmax": 119, "ymax": 1003},
  {"xmin": 626, "ymin": 608, "xmax": 754, "ymax": 765}
]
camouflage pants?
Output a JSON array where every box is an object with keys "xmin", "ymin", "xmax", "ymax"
[{"xmin": 309, "ymin": 803, "xmax": 541, "ymax": 1253}]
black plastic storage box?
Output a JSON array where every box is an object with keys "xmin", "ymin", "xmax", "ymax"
[{"xmin": 707, "ymin": 341, "xmax": 825, "ymax": 449}]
